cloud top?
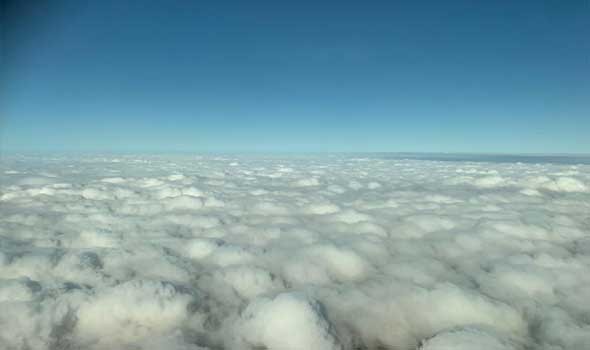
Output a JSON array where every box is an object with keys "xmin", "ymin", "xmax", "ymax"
[{"xmin": 0, "ymin": 154, "xmax": 589, "ymax": 349}]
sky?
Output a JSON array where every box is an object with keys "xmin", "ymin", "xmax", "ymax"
[{"xmin": 1, "ymin": 0, "xmax": 589, "ymax": 153}]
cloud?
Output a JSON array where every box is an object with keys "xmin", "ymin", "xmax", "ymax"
[
  {"xmin": 0, "ymin": 154, "xmax": 589, "ymax": 349},
  {"xmin": 233, "ymin": 292, "xmax": 340, "ymax": 350},
  {"xmin": 418, "ymin": 327, "xmax": 521, "ymax": 350}
]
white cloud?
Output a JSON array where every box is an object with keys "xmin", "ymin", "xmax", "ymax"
[
  {"xmin": 0, "ymin": 154, "xmax": 589, "ymax": 349},
  {"xmin": 233, "ymin": 292, "xmax": 340, "ymax": 350}
]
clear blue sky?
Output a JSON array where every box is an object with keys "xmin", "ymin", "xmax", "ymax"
[{"xmin": 2, "ymin": 0, "xmax": 589, "ymax": 153}]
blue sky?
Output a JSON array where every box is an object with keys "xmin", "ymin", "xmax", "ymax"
[{"xmin": 2, "ymin": 0, "xmax": 589, "ymax": 153}]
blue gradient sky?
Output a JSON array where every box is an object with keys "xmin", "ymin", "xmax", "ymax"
[{"xmin": 2, "ymin": 0, "xmax": 589, "ymax": 153}]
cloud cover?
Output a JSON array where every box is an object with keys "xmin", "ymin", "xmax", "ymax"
[{"xmin": 0, "ymin": 154, "xmax": 589, "ymax": 350}]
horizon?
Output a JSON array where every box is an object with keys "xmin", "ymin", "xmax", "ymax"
[
  {"xmin": 3, "ymin": 150, "xmax": 590, "ymax": 156},
  {"xmin": 3, "ymin": 151, "xmax": 590, "ymax": 167}
]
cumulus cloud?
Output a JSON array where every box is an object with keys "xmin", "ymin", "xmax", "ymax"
[
  {"xmin": 233, "ymin": 292, "xmax": 339, "ymax": 350},
  {"xmin": 0, "ymin": 154, "xmax": 589, "ymax": 349}
]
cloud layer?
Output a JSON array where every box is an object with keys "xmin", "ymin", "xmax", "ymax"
[{"xmin": 1, "ymin": 154, "xmax": 589, "ymax": 350}]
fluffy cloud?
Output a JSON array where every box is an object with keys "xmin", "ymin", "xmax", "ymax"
[{"xmin": 0, "ymin": 154, "xmax": 589, "ymax": 349}]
